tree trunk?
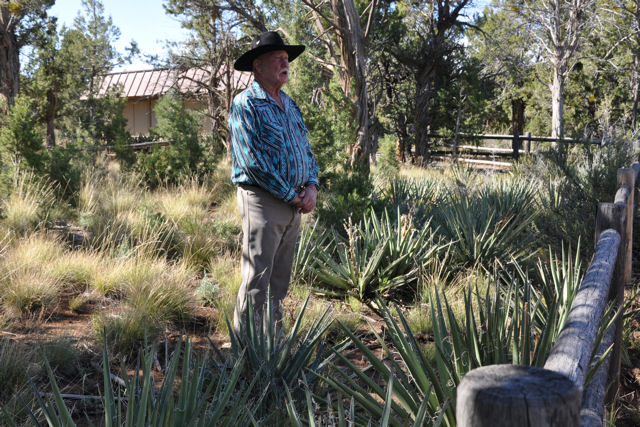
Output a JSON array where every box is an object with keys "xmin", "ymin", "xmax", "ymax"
[
  {"xmin": 512, "ymin": 98, "xmax": 525, "ymax": 134},
  {"xmin": 413, "ymin": 68, "xmax": 435, "ymax": 164},
  {"xmin": 0, "ymin": 7, "xmax": 20, "ymax": 107},
  {"xmin": 632, "ymin": 58, "xmax": 639, "ymax": 132},
  {"xmin": 551, "ymin": 65, "xmax": 566, "ymax": 148},
  {"xmin": 330, "ymin": 0, "xmax": 373, "ymax": 173}
]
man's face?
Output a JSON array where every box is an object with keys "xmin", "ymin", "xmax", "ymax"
[{"xmin": 254, "ymin": 50, "xmax": 289, "ymax": 89}]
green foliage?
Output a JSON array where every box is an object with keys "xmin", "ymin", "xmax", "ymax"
[
  {"xmin": 225, "ymin": 295, "xmax": 334, "ymax": 422},
  {"xmin": 196, "ymin": 273, "xmax": 219, "ymax": 306},
  {"xmin": 379, "ymin": 176, "xmax": 441, "ymax": 227},
  {"xmin": 318, "ymin": 245, "xmax": 584, "ymax": 425},
  {"xmin": 376, "ymin": 134, "xmax": 400, "ymax": 179},
  {"xmin": 522, "ymin": 141, "xmax": 634, "ymax": 258},
  {"xmin": 433, "ymin": 176, "xmax": 538, "ymax": 268},
  {"xmin": 101, "ymin": 339, "xmax": 253, "ymax": 426},
  {"xmin": 135, "ymin": 93, "xmax": 210, "ymax": 187},
  {"xmin": 312, "ymin": 209, "xmax": 445, "ymax": 305},
  {"xmin": 314, "ymin": 169, "xmax": 380, "ymax": 234},
  {"xmin": 9, "ymin": 338, "xmax": 254, "ymax": 426},
  {"xmin": 291, "ymin": 220, "xmax": 330, "ymax": 286},
  {"xmin": 0, "ymin": 95, "xmax": 44, "ymax": 173}
]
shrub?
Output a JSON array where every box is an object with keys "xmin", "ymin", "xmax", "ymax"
[
  {"xmin": 314, "ymin": 169, "xmax": 381, "ymax": 235},
  {"xmin": 135, "ymin": 92, "xmax": 212, "ymax": 187},
  {"xmin": 0, "ymin": 95, "xmax": 44, "ymax": 173}
]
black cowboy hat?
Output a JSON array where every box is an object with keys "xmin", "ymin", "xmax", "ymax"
[{"xmin": 234, "ymin": 31, "xmax": 305, "ymax": 72}]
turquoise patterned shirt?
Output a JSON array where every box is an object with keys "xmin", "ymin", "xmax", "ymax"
[{"xmin": 229, "ymin": 81, "xmax": 319, "ymax": 203}]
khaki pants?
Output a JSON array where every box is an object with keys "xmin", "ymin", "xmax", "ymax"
[{"xmin": 233, "ymin": 185, "xmax": 301, "ymax": 335}]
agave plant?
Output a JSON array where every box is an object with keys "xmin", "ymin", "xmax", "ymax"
[{"xmin": 311, "ymin": 208, "xmax": 446, "ymax": 306}]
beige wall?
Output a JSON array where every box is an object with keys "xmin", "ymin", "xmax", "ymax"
[
  {"xmin": 123, "ymin": 96, "xmax": 211, "ymax": 136},
  {"xmin": 123, "ymin": 97, "xmax": 158, "ymax": 136}
]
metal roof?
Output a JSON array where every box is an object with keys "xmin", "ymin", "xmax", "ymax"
[{"xmin": 96, "ymin": 67, "xmax": 250, "ymax": 98}]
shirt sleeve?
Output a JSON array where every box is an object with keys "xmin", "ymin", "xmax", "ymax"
[{"xmin": 229, "ymin": 98, "xmax": 297, "ymax": 202}]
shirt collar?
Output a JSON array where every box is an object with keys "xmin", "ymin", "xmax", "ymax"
[{"xmin": 251, "ymin": 80, "xmax": 288, "ymax": 111}]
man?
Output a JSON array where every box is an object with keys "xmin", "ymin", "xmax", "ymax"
[{"xmin": 229, "ymin": 31, "xmax": 319, "ymax": 335}]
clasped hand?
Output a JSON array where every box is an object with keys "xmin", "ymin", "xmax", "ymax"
[{"xmin": 291, "ymin": 185, "xmax": 317, "ymax": 214}]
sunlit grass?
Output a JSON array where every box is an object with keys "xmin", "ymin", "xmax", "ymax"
[
  {"xmin": 125, "ymin": 259, "xmax": 196, "ymax": 322},
  {"xmin": 0, "ymin": 234, "xmax": 68, "ymax": 317},
  {"xmin": 45, "ymin": 250, "xmax": 104, "ymax": 291},
  {"xmin": 1, "ymin": 172, "xmax": 56, "ymax": 235},
  {"xmin": 206, "ymin": 254, "xmax": 242, "ymax": 335},
  {"xmin": 1, "ymin": 270, "xmax": 61, "ymax": 317},
  {"xmin": 93, "ymin": 306, "xmax": 163, "ymax": 355}
]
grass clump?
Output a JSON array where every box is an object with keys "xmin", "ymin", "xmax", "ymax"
[
  {"xmin": 1, "ymin": 172, "xmax": 56, "ymax": 235},
  {"xmin": 93, "ymin": 307, "xmax": 163, "ymax": 356},
  {"xmin": 0, "ymin": 234, "xmax": 67, "ymax": 317},
  {"xmin": 0, "ymin": 339, "xmax": 35, "ymax": 402}
]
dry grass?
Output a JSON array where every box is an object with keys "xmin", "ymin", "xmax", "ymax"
[
  {"xmin": 206, "ymin": 254, "xmax": 242, "ymax": 335},
  {"xmin": 0, "ymin": 234, "xmax": 67, "ymax": 317},
  {"xmin": 2, "ymin": 172, "xmax": 56, "ymax": 235}
]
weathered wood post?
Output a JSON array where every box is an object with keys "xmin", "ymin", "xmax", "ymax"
[
  {"xmin": 616, "ymin": 168, "xmax": 635, "ymax": 284},
  {"xmin": 456, "ymin": 365, "xmax": 580, "ymax": 427},
  {"xmin": 525, "ymin": 131, "xmax": 531, "ymax": 154},
  {"xmin": 512, "ymin": 130, "xmax": 520, "ymax": 161},
  {"xmin": 595, "ymin": 202, "xmax": 627, "ymax": 403}
]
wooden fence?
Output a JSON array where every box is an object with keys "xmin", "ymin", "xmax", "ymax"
[
  {"xmin": 456, "ymin": 163, "xmax": 640, "ymax": 426},
  {"xmin": 427, "ymin": 132, "xmax": 603, "ymax": 168}
]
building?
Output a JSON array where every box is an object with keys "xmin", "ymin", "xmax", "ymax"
[{"xmin": 96, "ymin": 67, "xmax": 250, "ymax": 136}]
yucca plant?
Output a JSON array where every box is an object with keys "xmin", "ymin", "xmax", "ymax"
[
  {"xmin": 312, "ymin": 209, "xmax": 445, "ymax": 306},
  {"xmin": 315, "ymin": 246, "xmax": 587, "ymax": 426},
  {"xmin": 434, "ymin": 178, "xmax": 538, "ymax": 269},
  {"xmin": 380, "ymin": 176, "xmax": 440, "ymax": 226},
  {"xmin": 224, "ymin": 294, "xmax": 335, "ymax": 422},
  {"xmin": 291, "ymin": 220, "xmax": 330, "ymax": 285},
  {"xmin": 316, "ymin": 298, "xmax": 454, "ymax": 426},
  {"xmin": 8, "ymin": 338, "xmax": 255, "ymax": 426}
]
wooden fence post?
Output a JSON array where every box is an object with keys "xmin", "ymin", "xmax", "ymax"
[
  {"xmin": 525, "ymin": 131, "xmax": 531, "ymax": 154},
  {"xmin": 456, "ymin": 365, "xmax": 580, "ymax": 427},
  {"xmin": 512, "ymin": 130, "xmax": 520, "ymax": 161},
  {"xmin": 595, "ymin": 202, "xmax": 627, "ymax": 402},
  {"xmin": 616, "ymin": 168, "xmax": 635, "ymax": 284}
]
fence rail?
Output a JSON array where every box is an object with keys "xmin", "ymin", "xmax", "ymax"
[
  {"xmin": 81, "ymin": 140, "xmax": 171, "ymax": 151},
  {"xmin": 456, "ymin": 162, "xmax": 640, "ymax": 426},
  {"xmin": 427, "ymin": 132, "xmax": 605, "ymax": 168}
]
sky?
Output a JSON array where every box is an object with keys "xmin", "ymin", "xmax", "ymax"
[{"xmin": 49, "ymin": 0, "xmax": 189, "ymax": 71}]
